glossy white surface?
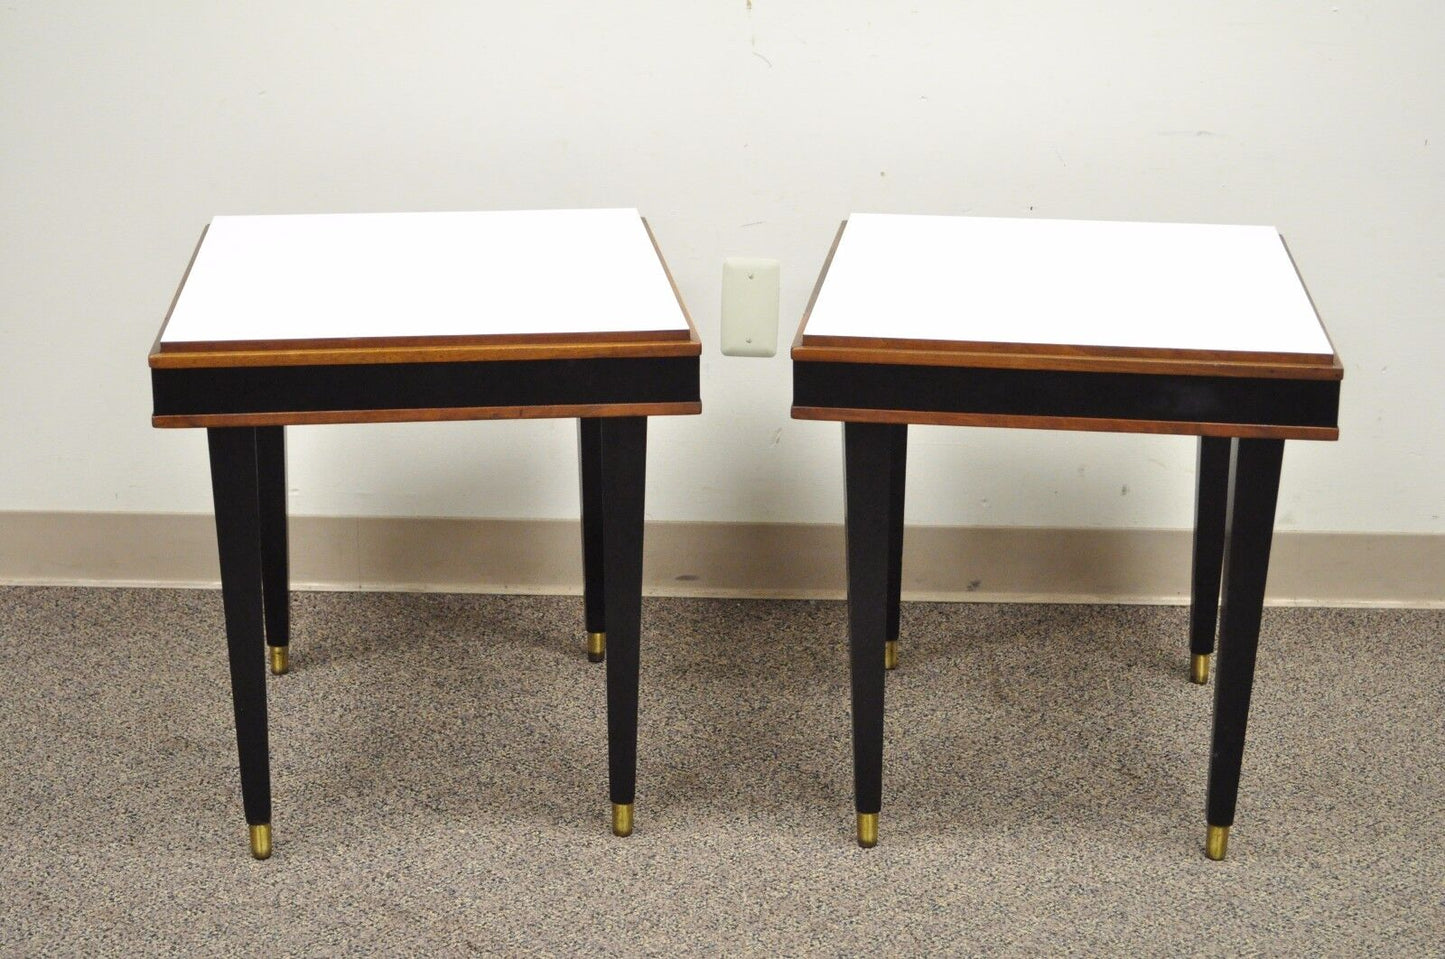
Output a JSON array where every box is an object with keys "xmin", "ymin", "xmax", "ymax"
[
  {"xmin": 161, "ymin": 209, "xmax": 689, "ymax": 346},
  {"xmin": 807, "ymin": 214, "xmax": 1332, "ymax": 357}
]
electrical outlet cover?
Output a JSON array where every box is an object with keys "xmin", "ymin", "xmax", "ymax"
[{"xmin": 720, "ymin": 257, "xmax": 780, "ymax": 357}]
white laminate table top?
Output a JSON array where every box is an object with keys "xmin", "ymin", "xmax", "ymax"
[
  {"xmin": 159, "ymin": 209, "xmax": 690, "ymax": 350},
  {"xmin": 804, "ymin": 214, "xmax": 1333, "ymax": 359}
]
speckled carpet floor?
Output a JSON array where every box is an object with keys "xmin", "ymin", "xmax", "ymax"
[{"xmin": 1, "ymin": 587, "xmax": 1441, "ymax": 956}]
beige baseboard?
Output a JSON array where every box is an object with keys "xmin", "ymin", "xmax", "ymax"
[{"xmin": 0, "ymin": 511, "xmax": 1440, "ymax": 606}]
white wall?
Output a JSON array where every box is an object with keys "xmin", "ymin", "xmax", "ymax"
[{"xmin": 2, "ymin": 2, "xmax": 1440, "ymax": 534}]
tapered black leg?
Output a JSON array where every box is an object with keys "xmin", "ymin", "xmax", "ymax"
[
  {"xmin": 844, "ymin": 421, "xmax": 896, "ymax": 847},
  {"xmin": 1189, "ymin": 436, "xmax": 1231, "ymax": 684},
  {"xmin": 207, "ymin": 427, "xmax": 273, "ymax": 859},
  {"xmin": 599, "ymin": 417, "xmax": 647, "ymax": 836},
  {"xmin": 1205, "ymin": 438, "xmax": 1285, "ymax": 860},
  {"xmin": 579, "ymin": 418, "xmax": 606, "ymax": 663},
  {"xmin": 256, "ymin": 426, "xmax": 290, "ymax": 676},
  {"xmin": 884, "ymin": 424, "xmax": 908, "ymax": 671}
]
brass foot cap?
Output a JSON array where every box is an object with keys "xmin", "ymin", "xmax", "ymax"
[
  {"xmin": 884, "ymin": 640, "xmax": 898, "ymax": 671},
  {"xmin": 1190, "ymin": 653, "xmax": 1210, "ymax": 685},
  {"xmin": 269, "ymin": 645, "xmax": 290, "ymax": 676},
  {"xmin": 857, "ymin": 812, "xmax": 878, "ymax": 848},
  {"xmin": 1205, "ymin": 824, "xmax": 1229, "ymax": 861},
  {"xmin": 249, "ymin": 823, "xmax": 272, "ymax": 860},
  {"xmin": 612, "ymin": 803, "xmax": 634, "ymax": 838},
  {"xmin": 587, "ymin": 632, "xmax": 606, "ymax": 663}
]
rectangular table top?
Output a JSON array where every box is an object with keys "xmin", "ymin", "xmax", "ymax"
[
  {"xmin": 792, "ymin": 214, "xmax": 1341, "ymax": 439},
  {"xmin": 155, "ymin": 209, "xmax": 693, "ymax": 360},
  {"xmin": 799, "ymin": 214, "xmax": 1336, "ymax": 370}
]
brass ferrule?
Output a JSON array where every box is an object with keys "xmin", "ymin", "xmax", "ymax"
[
  {"xmin": 1205, "ymin": 824, "xmax": 1229, "ymax": 861},
  {"xmin": 249, "ymin": 823, "xmax": 273, "ymax": 860},
  {"xmin": 857, "ymin": 812, "xmax": 878, "ymax": 848},
  {"xmin": 612, "ymin": 803, "xmax": 634, "ymax": 838}
]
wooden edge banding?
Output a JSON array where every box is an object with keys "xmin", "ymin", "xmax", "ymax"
[
  {"xmin": 792, "ymin": 220, "xmax": 848, "ymax": 353},
  {"xmin": 157, "ymin": 327, "xmax": 693, "ymax": 356},
  {"xmin": 790, "ymin": 406, "xmax": 1339, "ymax": 441},
  {"xmin": 150, "ymin": 336, "xmax": 700, "ymax": 369},
  {"xmin": 153, "ymin": 401, "xmax": 702, "ymax": 429},
  {"xmin": 792, "ymin": 343, "xmax": 1343, "ymax": 381},
  {"xmin": 797, "ymin": 333, "xmax": 1335, "ymax": 369},
  {"xmin": 1278, "ymin": 234, "xmax": 1344, "ymax": 377},
  {"xmin": 149, "ymin": 224, "xmax": 210, "ymax": 360},
  {"xmin": 640, "ymin": 216, "xmax": 702, "ymax": 346}
]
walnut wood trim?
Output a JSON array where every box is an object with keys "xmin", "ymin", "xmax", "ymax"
[
  {"xmin": 797, "ymin": 333, "xmax": 1335, "ymax": 369},
  {"xmin": 149, "ymin": 336, "xmax": 701, "ymax": 369},
  {"xmin": 1279, "ymin": 234, "xmax": 1344, "ymax": 367},
  {"xmin": 154, "ymin": 401, "xmax": 702, "ymax": 429},
  {"xmin": 790, "ymin": 405, "xmax": 1338, "ymax": 441},
  {"xmin": 641, "ymin": 216, "xmax": 702, "ymax": 346},
  {"xmin": 792, "ymin": 220, "xmax": 849, "ymax": 352},
  {"xmin": 793, "ymin": 343, "xmax": 1343, "ymax": 381},
  {"xmin": 797, "ymin": 332, "xmax": 1335, "ymax": 372},
  {"xmin": 157, "ymin": 327, "xmax": 693, "ymax": 356},
  {"xmin": 149, "ymin": 224, "xmax": 210, "ymax": 359}
]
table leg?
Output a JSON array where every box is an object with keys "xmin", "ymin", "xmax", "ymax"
[
  {"xmin": 207, "ymin": 427, "xmax": 273, "ymax": 860},
  {"xmin": 1204, "ymin": 438, "xmax": 1284, "ymax": 860},
  {"xmin": 1189, "ymin": 437, "xmax": 1231, "ymax": 684},
  {"xmin": 844, "ymin": 422, "xmax": 898, "ymax": 847},
  {"xmin": 256, "ymin": 426, "xmax": 291, "ymax": 676},
  {"xmin": 884, "ymin": 424, "xmax": 908, "ymax": 671},
  {"xmin": 600, "ymin": 416, "xmax": 646, "ymax": 836},
  {"xmin": 578, "ymin": 418, "xmax": 607, "ymax": 663}
]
